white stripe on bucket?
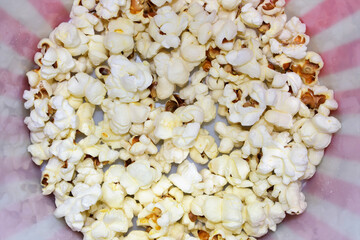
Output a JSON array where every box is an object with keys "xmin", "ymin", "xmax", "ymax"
[{"xmin": 1, "ymin": 0, "xmax": 52, "ymax": 38}]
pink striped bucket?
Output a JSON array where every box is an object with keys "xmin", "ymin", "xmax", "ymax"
[{"xmin": 0, "ymin": 0, "xmax": 359, "ymax": 239}]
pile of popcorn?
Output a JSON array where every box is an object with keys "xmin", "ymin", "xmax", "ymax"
[{"xmin": 24, "ymin": 0, "xmax": 341, "ymax": 239}]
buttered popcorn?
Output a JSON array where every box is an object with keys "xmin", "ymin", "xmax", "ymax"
[{"xmin": 24, "ymin": 0, "xmax": 341, "ymax": 239}]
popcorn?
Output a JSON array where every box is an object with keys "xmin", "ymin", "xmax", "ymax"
[
  {"xmin": 77, "ymin": 103, "xmax": 95, "ymax": 135},
  {"xmin": 106, "ymin": 55, "xmax": 153, "ymax": 102},
  {"xmin": 169, "ymin": 161, "xmax": 202, "ymax": 194},
  {"xmin": 88, "ymin": 35, "xmax": 108, "ymax": 66},
  {"xmin": 119, "ymin": 160, "xmax": 159, "ymax": 195},
  {"xmin": 68, "ymin": 73, "xmax": 106, "ymax": 105},
  {"xmin": 257, "ymin": 136, "xmax": 309, "ymax": 184},
  {"xmin": 192, "ymin": 194, "xmax": 244, "ymax": 232},
  {"xmin": 172, "ymin": 122, "xmax": 201, "ymax": 149},
  {"xmin": 25, "ymin": 0, "xmax": 342, "ymax": 238},
  {"xmin": 154, "ymin": 52, "xmax": 190, "ymax": 99},
  {"xmin": 158, "ymin": 140, "xmax": 189, "ymax": 164},
  {"xmin": 50, "ymin": 138, "xmax": 84, "ymax": 164},
  {"xmin": 135, "ymin": 32, "xmax": 162, "ymax": 59},
  {"xmin": 104, "ymin": 18, "xmax": 135, "ymax": 56},
  {"xmin": 148, "ymin": 6, "xmax": 188, "ymax": 49},
  {"xmin": 35, "ymin": 40, "xmax": 75, "ymax": 81},
  {"xmin": 70, "ymin": 5, "xmax": 101, "ymax": 35},
  {"xmin": 154, "ymin": 112, "xmax": 182, "ymax": 139},
  {"xmin": 102, "ymin": 165, "xmax": 126, "ymax": 208},
  {"xmin": 190, "ymin": 129, "xmax": 218, "ymax": 164},
  {"xmin": 96, "ymin": 0, "xmax": 126, "ymax": 19},
  {"xmin": 188, "ymin": 2, "xmax": 216, "ymax": 44},
  {"xmin": 209, "ymin": 150, "xmax": 251, "ymax": 187},
  {"xmin": 74, "ymin": 158, "xmax": 104, "ymax": 186},
  {"xmin": 54, "ymin": 183, "xmax": 101, "ymax": 231},
  {"xmin": 138, "ymin": 197, "xmax": 184, "ymax": 238},
  {"xmin": 212, "ymin": 19, "xmax": 237, "ymax": 50},
  {"xmin": 299, "ymin": 113, "xmax": 341, "ymax": 150},
  {"xmin": 102, "ymin": 99, "xmax": 150, "ymax": 135},
  {"xmin": 82, "ymin": 208, "xmax": 129, "ymax": 239},
  {"xmin": 50, "ymin": 22, "xmax": 89, "ymax": 56},
  {"xmin": 180, "ymin": 32, "xmax": 206, "ymax": 63},
  {"xmin": 241, "ymin": 3, "xmax": 263, "ymax": 28}
]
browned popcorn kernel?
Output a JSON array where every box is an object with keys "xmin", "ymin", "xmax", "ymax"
[
  {"xmin": 202, "ymin": 59, "xmax": 212, "ymax": 72},
  {"xmin": 198, "ymin": 230, "xmax": 210, "ymax": 240},
  {"xmin": 300, "ymin": 89, "xmax": 326, "ymax": 109},
  {"xmin": 291, "ymin": 60, "xmax": 320, "ymax": 85},
  {"xmin": 188, "ymin": 212, "xmax": 197, "ymax": 222}
]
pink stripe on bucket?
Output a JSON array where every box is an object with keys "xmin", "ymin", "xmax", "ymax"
[
  {"xmin": 0, "ymin": 115, "xmax": 28, "ymax": 139},
  {"xmin": 300, "ymin": 0, "xmax": 360, "ymax": 36},
  {"xmin": 285, "ymin": 212, "xmax": 351, "ymax": 240},
  {"xmin": 0, "ymin": 156, "xmax": 39, "ymax": 183},
  {"xmin": 304, "ymin": 172, "xmax": 360, "ymax": 215},
  {"xmin": 0, "ymin": 8, "xmax": 40, "ymax": 60},
  {"xmin": 47, "ymin": 226, "xmax": 82, "ymax": 240},
  {"xmin": 0, "ymin": 68, "xmax": 28, "ymax": 99},
  {"xmin": 0, "ymin": 194, "xmax": 55, "ymax": 239},
  {"xmin": 28, "ymin": 0, "xmax": 70, "ymax": 28},
  {"xmin": 334, "ymin": 88, "xmax": 360, "ymax": 115},
  {"xmin": 325, "ymin": 134, "xmax": 360, "ymax": 161},
  {"xmin": 320, "ymin": 39, "xmax": 360, "ymax": 76}
]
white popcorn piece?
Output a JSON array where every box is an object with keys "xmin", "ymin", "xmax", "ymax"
[
  {"xmin": 154, "ymin": 112, "xmax": 182, "ymax": 139},
  {"xmin": 76, "ymin": 103, "xmax": 95, "ymax": 136},
  {"xmin": 226, "ymin": 49, "xmax": 254, "ymax": 67},
  {"xmin": 138, "ymin": 197, "xmax": 184, "ymax": 238},
  {"xmin": 123, "ymin": 231, "xmax": 149, "ymax": 240},
  {"xmin": 192, "ymin": 194, "xmax": 244, "ymax": 232},
  {"xmin": 209, "ymin": 150, "xmax": 250, "ymax": 187},
  {"xmin": 74, "ymin": 158, "xmax": 104, "ymax": 187},
  {"xmin": 299, "ymin": 113, "xmax": 341, "ymax": 150},
  {"xmin": 100, "ymin": 165, "xmax": 125, "ymax": 209},
  {"xmin": 219, "ymin": 82, "xmax": 267, "ymax": 126},
  {"xmin": 215, "ymin": 122, "xmax": 248, "ymax": 154},
  {"xmin": 95, "ymin": 0, "xmax": 126, "ymax": 19},
  {"xmin": 102, "ymin": 99, "xmax": 150, "ymax": 135},
  {"xmin": 241, "ymin": 3, "xmax": 263, "ymax": 28},
  {"xmin": 258, "ymin": 137, "xmax": 309, "ymax": 184},
  {"xmin": 154, "ymin": 52, "xmax": 190, "ymax": 99},
  {"xmin": 172, "ymin": 122, "xmax": 201, "ymax": 149},
  {"xmin": 135, "ymin": 32, "xmax": 162, "ymax": 59},
  {"xmin": 88, "ymin": 35, "xmax": 108, "ymax": 66},
  {"xmin": 23, "ymin": 80, "xmax": 53, "ymax": 109},
  {"xmin": 188, "ymin": 2, "xmax": 216, "ymax": 44},
  {"xmin": 68, "ymin": 73, "xmax": 106, "ymax": 105},
  {"xmin": 190, "ymin": 129, "xmax": 218, "ymax": 164},
  {"xmin": 129, "ymin": 135, "xmax": 158, "ymax": 156},
  {"xmin": 70, "ymin": 5, "xmax": 101, "ymax": 35},
  {"xmin": 120, "ymin": 160, "xmax": 159, "ymax": 195},
  {"xmin": 50, "ymin": 22, "xmax": 89, "ymax": 56},
  {"xmin": 50, "ymin": 138, "xmax": 83, "ymax": 164},
  {"xmin": 158, "ymin": 139, "xmax": 189, "ymax": 164},
  {"xmin": 212, "ymin": 19, "xmax": 237, "ymax": 51},
  {"xmin": 106, "ymin": 55, "xmax": 153, "ymax": 102},
  {"xmin": 24, "ymin": 98, "xmax": 50, "ymax": 132},
  {"xmin": 104, "ymin": 18, "xmax": 135, "ymax": 56},
  {"xmin": 148, "ymin": 6, "xmax": 188, "ymax": 49},
  {"xmin": 41, "ymin": 157, "xmax": 63, "ymax": 194},
  {"xmin": 28, "ymin": 140, "xmax": 51, "ymax": 165},
  {"xmin": 194, "ymin": 95, "xmax": 216, "ymax": 122},
  {"xmin": 180, "ymin": 32, "xmax": 206, "ymax": 63},
  {"xmin": 169, "ymin": 161, "xmax": 202, "ymax": 193},
  {"xmin": 54, "ymin": 183, "xmax": 101, "ymax": 231},
  {"xmin": 35, "ymin": 40, "xmax": 75, "ymax": 81},
  {"xmin": 200, "ymin": 169, "xmax": 227, "ymax": 195},
  {"xmin": 82, "ymin": 208, "xmax": 129, "ymax": 239}
]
